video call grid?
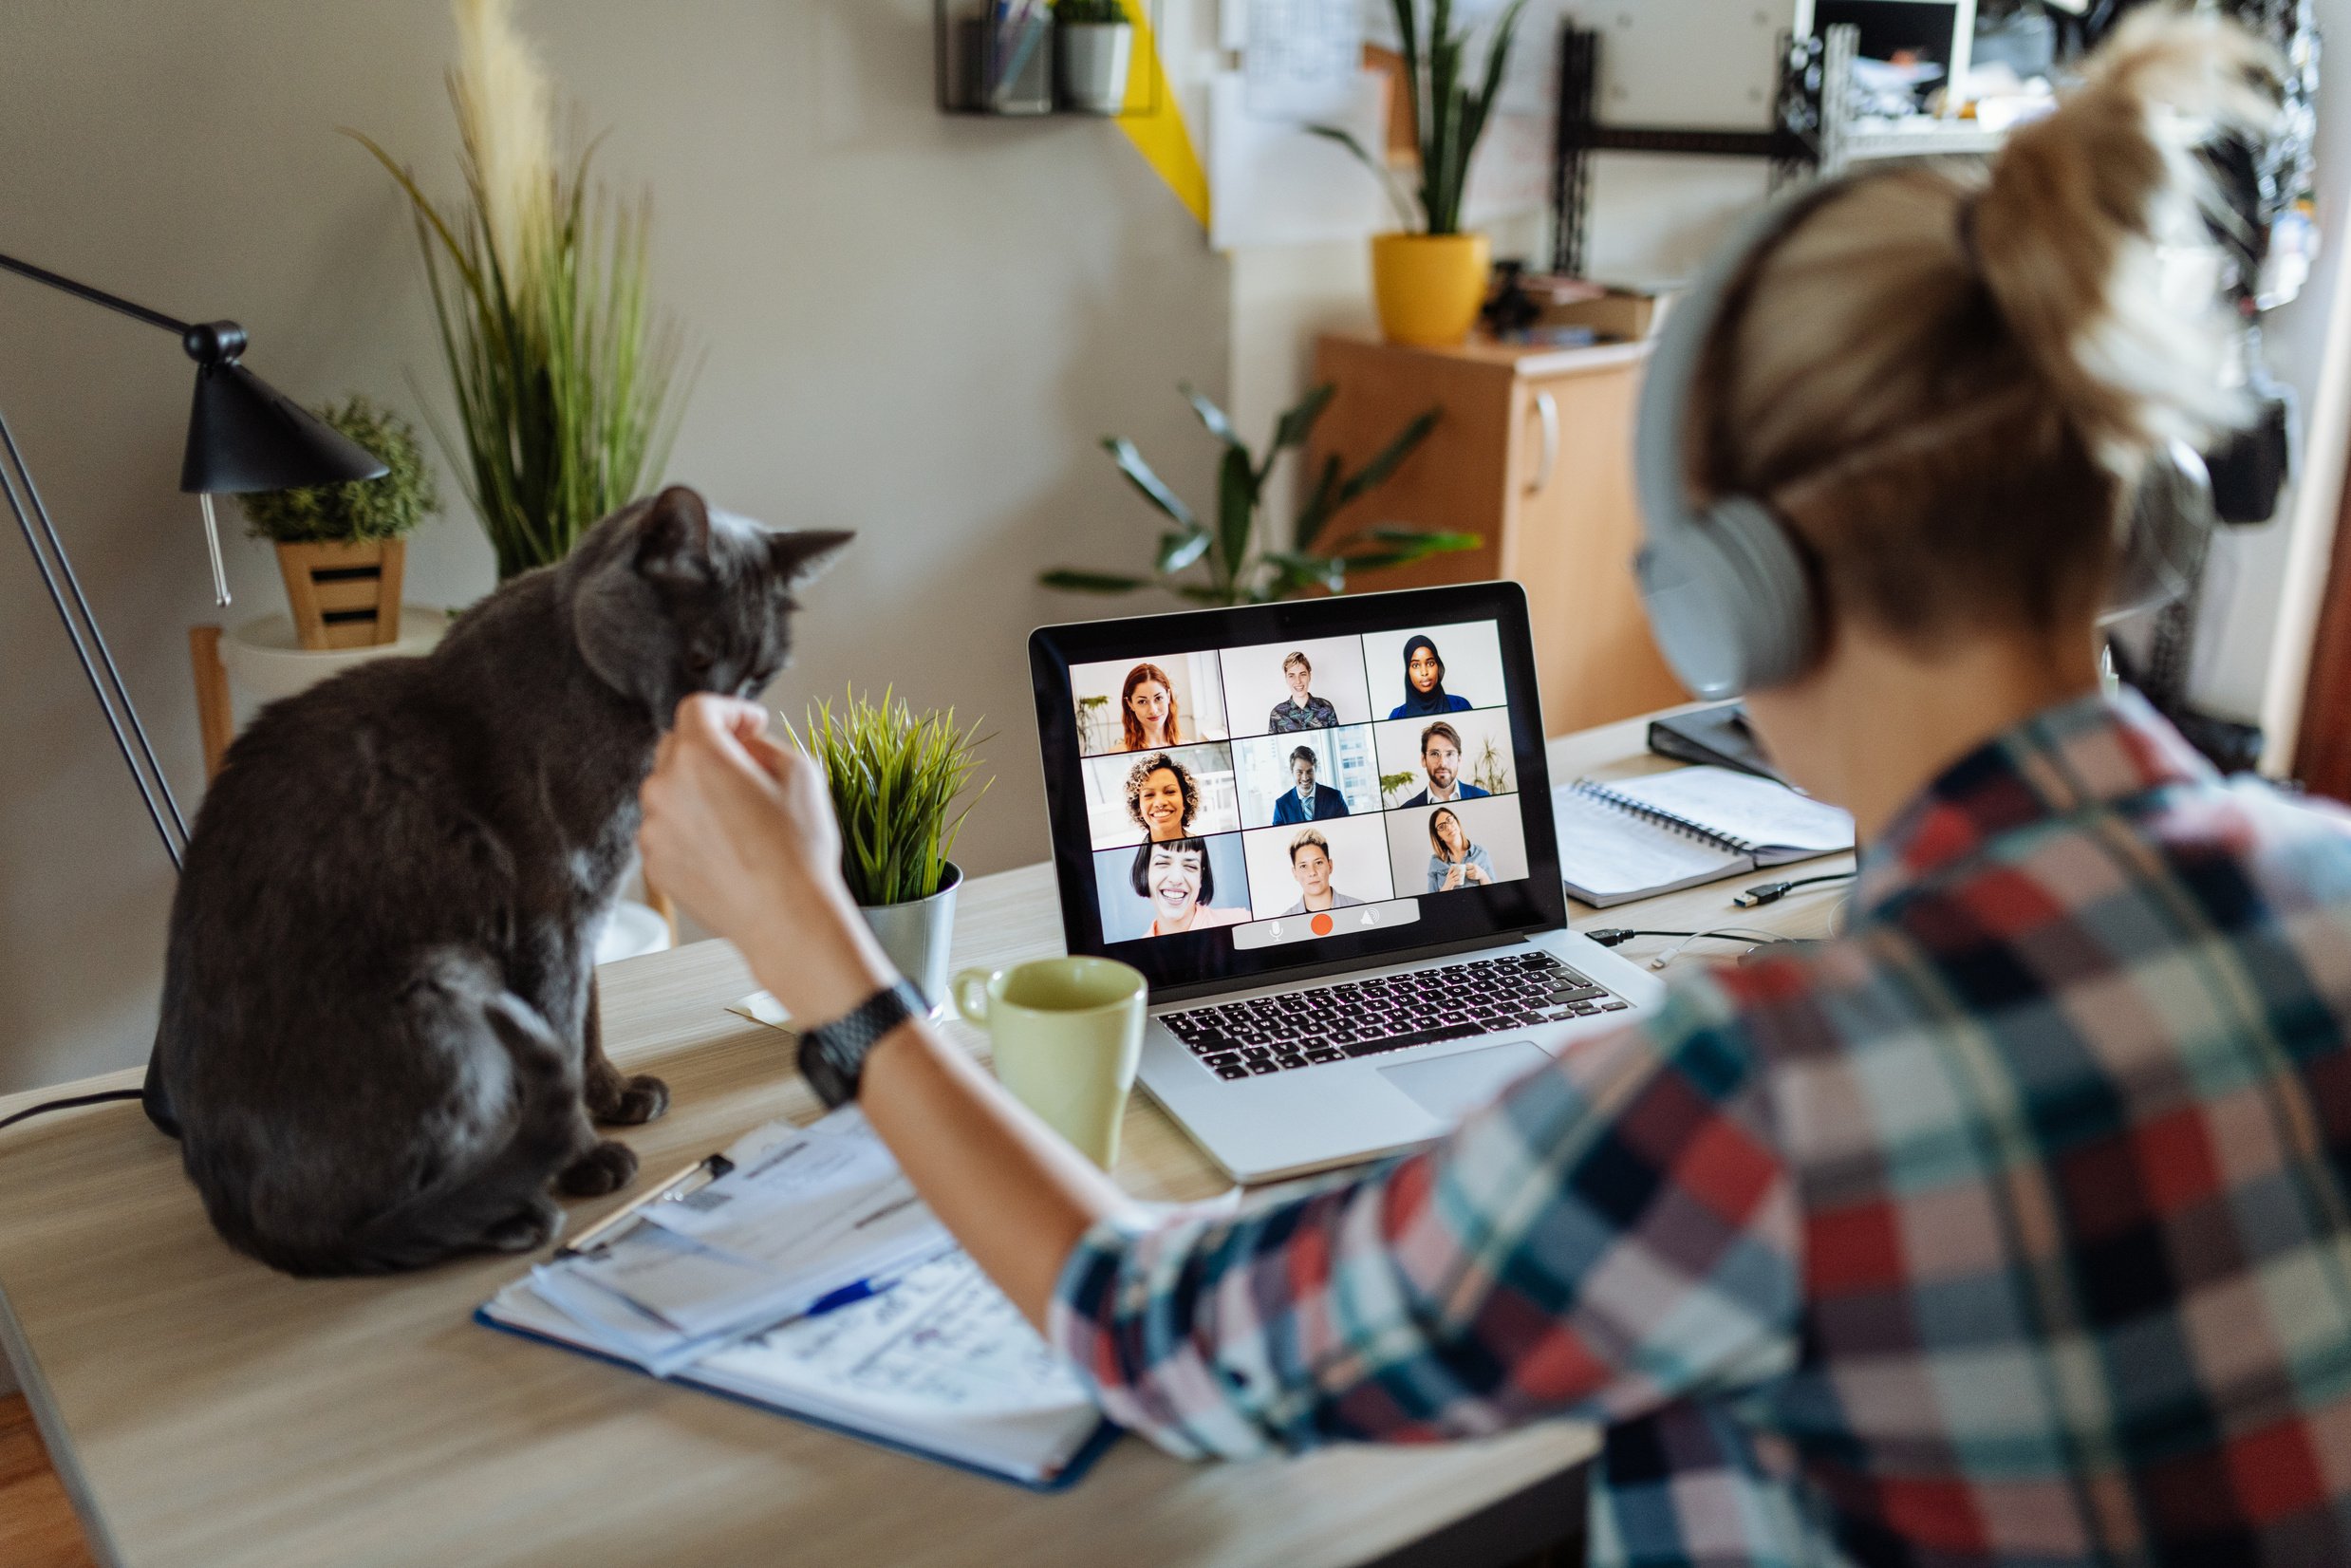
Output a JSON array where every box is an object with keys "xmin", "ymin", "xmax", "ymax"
[{"xmin": 1069, "ymin": 625, "xmax": 1532, "ymax": 943}]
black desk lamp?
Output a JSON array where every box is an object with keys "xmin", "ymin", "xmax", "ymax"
[
  {"xmin": 0, "ymin": 250, "xmax": 386, "ymax": 871},
  {"xmin": 0, "ymin": 252, "xmax": 386, "ymax": 1140}
]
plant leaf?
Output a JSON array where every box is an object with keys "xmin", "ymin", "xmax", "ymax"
[
  {"xmin": 1458, "ymin": 0, "xmax": 1532, "ymax": 192},
  {"xmin": 1293, "ymin": 453, "xmax": 1345, "ymax": 551},
  {"xmin": 1363, "ymin": 525, "xmax": 1481, "ymax": 553},
  {"xmin": 1339, "ymin": 406, "xmax": 1440, "ymax": 504},
  {"xmin": 1216, "ymin": 445, "xmax": 1258, "ymax": 586},
  {"xmin": 1180, "ymin": 383, "xmax": 1242, "ymax": 448},
  {"xmin": 1040, "ymin": 568, "xmax": 1151, "ymax": 593},
  {"xmin": 1303, "ymin": 127, "xmax": 1420, "ymax": 230},
  {"xmin": 1100, "ymin": 437, "xmax": 1197, "ymax": 530},
  {"xmin": 1157, "ymin": 529, "xmax": 1213, "ymax": 573},
  {"xmin": 1262, "ymin": 551, "xmax": 1349, "ymax": 595},
  {"xmin": 1270, "ymin": 383, "xmax": 1338, "ymax": 457}
]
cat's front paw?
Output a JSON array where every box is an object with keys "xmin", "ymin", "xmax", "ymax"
[
  {"xmin": 558, "ymin": 1139, "xmax": 641, "ymax": 1197},
  {"xmin": 592, "ymin": 1073, "xmax": 670, "ymax": 1127}
]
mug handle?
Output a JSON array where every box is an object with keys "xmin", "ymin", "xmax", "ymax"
[{"xmin": 950, "ymin": 968, "xmax": 995, "ymax": 1026}]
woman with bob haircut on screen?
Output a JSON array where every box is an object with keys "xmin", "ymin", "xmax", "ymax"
[
  {"xmin": 1118, "ymin": 663, "xmax": 1183, "ymax": 752},
  {"xmin": 1129, "ymin": 838, "xmax": 1249, "ymax": 936},
  {"xmin": 643, "ymin": 19, "xmax": 2351, "ymax": 1562}
]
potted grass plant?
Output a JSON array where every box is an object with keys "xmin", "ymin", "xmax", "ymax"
[
  {"xmin": 1313, "ymin": 0, "xmax": 1533, "ymax": 346},
  {"xmin": 789, "ymin": 688, "xmax": 992, "ymax": 1012},
  {"xmin": 239, "ymin": 397, "xmax": 439, "ymax": 650},
  {"xmin": 347, "ymin": 0, "xmax": 689, "ymax": 580},
  {"xmin": 1054, "ymin": 0, "xmax": 1133, "ymax": 114},
  {"xmin": 1041, "ymin": 382, "xmax": 1473, "ymax": 606}
]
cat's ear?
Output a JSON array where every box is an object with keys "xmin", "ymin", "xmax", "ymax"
[
  {"xmin": 634, "ymin": 486, "xmax": 714, "ymax": 585},
  {"xmin": 771, "ymin": 529, "xmax": 854, "ymax": 588}
]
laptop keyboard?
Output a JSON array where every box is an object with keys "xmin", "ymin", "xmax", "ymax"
[{"xmin": 1162, "ymin": 951, "xmax": 1630, "ymax": 1080}]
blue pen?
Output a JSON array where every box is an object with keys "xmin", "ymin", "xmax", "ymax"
[{"xmin": 805, "ymin": 1276, "xmax": 892, "ymax": 1318}]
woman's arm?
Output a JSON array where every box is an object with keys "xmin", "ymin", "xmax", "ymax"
[{"xmin": 637, "ymin": 697, "xmax": 1142, "ymax": 1331}]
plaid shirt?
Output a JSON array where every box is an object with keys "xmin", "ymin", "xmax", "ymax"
[{"xmin": 1051, "ymin": 690, "xmax": 2351, "ymax": 1564}]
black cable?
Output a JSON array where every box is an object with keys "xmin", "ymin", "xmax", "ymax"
[
  {"xmin": 1732, "ymin": 870, "xmax": 1857, "ymax": 909},
  {"xmin": 1584, "ymin": 927, "xmax": 1782, "ymax": 947},
  {"xmin": 0, "ymin": 1089, "xmax": 146, "ymax": 1134}
]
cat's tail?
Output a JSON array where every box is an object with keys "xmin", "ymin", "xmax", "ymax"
[{"xmin": 239, "ymin": 955, "xmax": 593, "ymax": 1277}]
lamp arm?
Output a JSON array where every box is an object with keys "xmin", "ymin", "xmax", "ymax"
[{"xmin": 0, "ymin": 251, "xmax": 247, "ymax": 364}]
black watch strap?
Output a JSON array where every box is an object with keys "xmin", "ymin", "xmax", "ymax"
[{"xmin": 796, "ymin": 979, "xmax": 927, "ymax": 1108}]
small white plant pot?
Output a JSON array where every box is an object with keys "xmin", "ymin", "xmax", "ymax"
[{"xmin": 1057, "ymin": 22, "xmax": 1132, "ymax": 115}]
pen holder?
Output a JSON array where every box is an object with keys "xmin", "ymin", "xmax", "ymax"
[{"xmin": 950, "ymin": 11, "xmax": 1054, "ymax": 115}]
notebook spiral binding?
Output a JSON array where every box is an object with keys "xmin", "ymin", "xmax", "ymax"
[{"xmin": 1567, "ymin": 778, "xmax": 1759, "ymax": 857}]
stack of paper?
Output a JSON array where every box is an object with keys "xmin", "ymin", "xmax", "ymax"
[{"xmin": 479, "ymin": 1109, "xmax": 1113, "ymax": 1488}]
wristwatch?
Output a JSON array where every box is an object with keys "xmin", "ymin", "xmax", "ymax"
[{"xmin": 796, "ymin": 978, "xmax": 928, "ymax": 1108}]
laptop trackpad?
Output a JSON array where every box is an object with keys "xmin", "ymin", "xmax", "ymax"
[{"xmin": 1378, "ymin": 1041, "xmax": 1551, "ymax": 1124}]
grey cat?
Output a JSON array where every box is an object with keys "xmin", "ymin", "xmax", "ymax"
[{"xmin": 150, "ymin": 486, "xmax": 849, "ymax": 1276}]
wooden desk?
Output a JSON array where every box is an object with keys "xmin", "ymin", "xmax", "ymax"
[{"xmin": 0, "ymin": 713, "xmax": 1851, "ymax": 1568}]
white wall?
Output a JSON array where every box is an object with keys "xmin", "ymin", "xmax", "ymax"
[{"xmin": 0, "ymin": 0, "xmax": 1227, "ymax": 1095}]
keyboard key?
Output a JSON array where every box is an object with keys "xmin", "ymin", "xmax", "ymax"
[{"xmin": 1216, "ymin": 1064, "xmax": 1250, "ymax": 1080}]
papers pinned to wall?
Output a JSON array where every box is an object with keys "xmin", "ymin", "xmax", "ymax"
[
  {"xmin": 1237, "ymin": 0, "xmax": 1364, "ymax": 120},
  {"xmin": 1209, "ymin": 67, "xmax": 1392, "ymax": 251}
]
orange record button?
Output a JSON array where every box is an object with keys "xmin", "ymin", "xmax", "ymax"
[{"xmin": 1311, "ymin": 913, "xmax": 1334, "ymax": 935}]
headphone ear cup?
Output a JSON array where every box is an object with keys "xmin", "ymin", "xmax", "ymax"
[{"xmin": 1634, "ymin": 497, "xmax": 1815, "ymax": 698}]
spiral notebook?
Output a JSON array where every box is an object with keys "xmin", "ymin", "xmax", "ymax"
[{"xmin": 1552, "ymin": 765, "xmax": 1855, "ymax": 907}]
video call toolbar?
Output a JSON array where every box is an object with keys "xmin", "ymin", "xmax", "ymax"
[{"xmin": 1063, "ymin": 621, "xmax": 1533, "ymax": 947}]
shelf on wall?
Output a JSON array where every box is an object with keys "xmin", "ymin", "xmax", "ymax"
[{"xmin": 932, "ymin": 1, "xmax": 1165, "ymax": 119}]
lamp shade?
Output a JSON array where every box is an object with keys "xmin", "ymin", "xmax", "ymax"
[{"xmin": 179, "ymin": 360, "xmax": 388, "ymax": 495}]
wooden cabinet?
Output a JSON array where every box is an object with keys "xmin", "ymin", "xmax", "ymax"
[{"xmin": 1306, "ymin": 332, "xmax": 1689, "ymax": 737}]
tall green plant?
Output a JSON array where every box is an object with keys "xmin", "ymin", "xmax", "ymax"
[
  {"xmin": 1041, "ymin": 383, "xmax": 1472, "ymax": 607},
  {"xmin": 345, "ymin": 0, "xmax": 688, "ymax": 579},
  {"xmin": 1312, "ymin": 0, "xmax": 1532, "ymax": 235},
  {"xmin": 786, "ymin": 689, "xmax": 992, "ymax": 906}
]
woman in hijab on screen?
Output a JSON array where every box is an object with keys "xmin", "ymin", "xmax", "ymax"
[{"xmin": 1389, "ymin": 635, "xmax": 1474, "ymax": 719}]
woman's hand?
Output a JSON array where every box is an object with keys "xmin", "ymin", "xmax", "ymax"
[
  {"xmin": 639, "ymin": 695, "xmax": 894, "ymax": 1024},
  {"xmin": 1465, "ymin": 864, "xmax": 1491, "ymax": 887},
  {"xmin": 1442, "ymin": 864, "xmax": 1466, "ymax": 891}
]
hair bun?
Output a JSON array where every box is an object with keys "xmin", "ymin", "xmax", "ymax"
[{"xmin": 1971, "ymin": 9, "xmax": 2281, "ymax": 471}]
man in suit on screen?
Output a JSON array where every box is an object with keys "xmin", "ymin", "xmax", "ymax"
[{"xmin": 1271, "ymin": 747, "xmax": 1350, "ymax": 825}]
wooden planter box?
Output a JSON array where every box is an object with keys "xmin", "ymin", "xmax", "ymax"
[{"xmin": 273, "ymin": 539, "xmax": 405, "ymax": 651}]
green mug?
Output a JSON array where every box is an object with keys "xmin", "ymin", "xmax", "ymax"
[{"xmin": 952, "ymin": 957, "xmax": 1147, "ymax": 1169}]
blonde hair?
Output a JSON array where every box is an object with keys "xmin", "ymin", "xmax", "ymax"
[{"xmin": 1695, "ymin": 11, "xmax": 2277, "ymax": 645}]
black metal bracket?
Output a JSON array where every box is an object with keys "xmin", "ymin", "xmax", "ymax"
[{"xmin": 1551, "ymin": 28, "xmax": 1828, "ymax": 276}]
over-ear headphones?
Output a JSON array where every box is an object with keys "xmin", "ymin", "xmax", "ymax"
[{"xmin": 1631, "ymin": 182, "xmax": 2223, "ymax": 699}]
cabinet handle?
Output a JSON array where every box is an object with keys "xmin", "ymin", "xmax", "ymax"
[{"xmin": 1527, "ymin": 389, "xmax": 1558, "ymax": 495}]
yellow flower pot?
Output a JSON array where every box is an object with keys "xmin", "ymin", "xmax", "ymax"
[{"xmin": 1371, "ymin": 232, "xmax": 1492, "ymax": 348}]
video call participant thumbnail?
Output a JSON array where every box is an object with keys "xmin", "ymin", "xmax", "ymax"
[
  {"xmin": 1388, "ymin": 634, "xmax": 1475, "ymax": 719},
  {"xmin": 1119, "ymin": 662, "xmax": 1185, "ymax": 752},
  {"xmin": 1398, "ymin": 721, "xmax": 1489, "ymax": 808},
  {"xmin": 1267, "ymin": 650, "xmax": 1339, "ymax": 733},
  {"xmin": 1271, "ymin": 746, "xmax": 1350, "ymax": 825},
  {"xmin": 1125, "ymin": 753, "xmax": 1203, "ymax": 842},
  {"xmin": 1278, "ymin": 830, "xmax": 1366, "ymax": 917},
  {"xmin": 1131, "ymin": 838, "xmax": 1249, "ymax": 936},
  {"xmin": 1426, "ymin": 806, "xmax": 1495, "ymax": 893}
]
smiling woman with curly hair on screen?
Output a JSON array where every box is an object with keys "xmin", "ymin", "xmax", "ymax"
[{"xmin": 1123, "ymin": 754, "xmax": 1199, "ymax": 842}]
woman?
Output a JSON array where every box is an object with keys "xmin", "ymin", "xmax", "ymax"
[
  {"xmin": 1422, "ymin": 806, "xmax": 1494, "ymax": 892},
  {"xmin": 1129, "ymin": 838, "xmax": 1249, "ymax": 936},
  {"xmin": 1387, "ymin": 634, "xmax": 1472, "ymax": 719},
  {"xmin": 1118, "ymin": 663, "xmax": 1182, "ymax": 752},
  {"xmin": 641, "ymin": 21, "xmax": 2351, "ymax": 1562},
  {"xmin": 1122, "ymin": 754, "xmax": 1196, "ymax": 842}
]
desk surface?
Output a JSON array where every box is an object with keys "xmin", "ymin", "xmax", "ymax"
[{"xmin": 0, "ymin": 711, "xmax": 1852, "ymax": 1568}]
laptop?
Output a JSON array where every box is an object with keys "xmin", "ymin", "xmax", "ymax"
[{"xmin": 1030, "ymin": 581, "xmax": 1668, "ymax": 1184}]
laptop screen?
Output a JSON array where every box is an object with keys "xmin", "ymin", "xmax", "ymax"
[{"xmin": 1030, "ymin": 583, "xmax": 1566, "ymax": 1000}]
